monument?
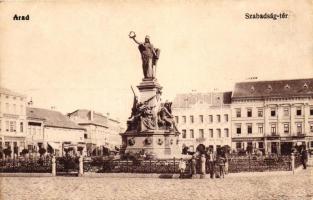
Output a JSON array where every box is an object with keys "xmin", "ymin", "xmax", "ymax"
[{"xmin": 120, "ymin": 31, "xmax": 181, "ymax": 159}]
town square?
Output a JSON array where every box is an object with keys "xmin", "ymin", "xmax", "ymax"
[{"xmin": 0, "ymin": 0, "xmax": 313, "ymax": 200}]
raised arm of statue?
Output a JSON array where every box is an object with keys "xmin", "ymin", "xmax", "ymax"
[{"xmin": 132, "ymin": 37, "xmax": 142, "ymax": 45}]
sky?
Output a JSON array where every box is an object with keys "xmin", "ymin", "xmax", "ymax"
[{"xmin": 0, "ymin": 0, "xmax": 312, "ymax": 125}]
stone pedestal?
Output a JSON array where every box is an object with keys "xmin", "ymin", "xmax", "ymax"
[
  {"xmin": 137, "ymin": 79, "xmax": 162, "ymax": 102},
  {"xmin": 121, "ymin": 78, "xmax": 181, "ymax": 159},
  {"xmin": 122, "ymin": 130, "xmax": 180, "ymax": 159}
]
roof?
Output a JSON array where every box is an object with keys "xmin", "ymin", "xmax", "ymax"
[
  {"xmin": 0, "ymin": 87, "xmax": 26, "ymax": 98},
  {"xmin": 232, "ymin": 78, "xmax": 313, "ymax": 100},
  {"xmin": 172, "ymin": 92, "xmax": 232, "ymax": 108},
  {"xmin": 27, "ymin": 107, "xmax": 85, "ymax": 130},
  {"xmin": 67, "ymin": 109, "xmax": 109, "ymax": 128}
]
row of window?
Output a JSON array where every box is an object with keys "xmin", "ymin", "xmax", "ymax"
[
  {"xmin": 235, "ymin": 122, "xmax": 313, "ymax": 135},
  {"xmin": 236, "ymin": 142, "xmax": 264, "ymax": 149},
  {"xmin": 0, "ymin": 94, "xmax": 25, "ymax": 101},
  {"xmin": 28, "ymin": 126, "xmax": 42, "ymax": 135},
  {"xmin": 181, "ymin": 128, "xmax": 229, "ymax": 139},
  {"xmin": 235, "ymin": 107, "xmax": 313, "ymax": 118},
  {"xmin": 175, "ymin": 114, "xmax": 229, "ymax": 124},
  {"xmin": 0, "ymin": 141, "xmax": 25, "ymax": 148},
  {"xmin": 0, "ymin": 102, "xmax": 25, "ymax": 115},
  {"xmin": 0, "ymin": 120, "xmax": 24, "ymax": 133}
]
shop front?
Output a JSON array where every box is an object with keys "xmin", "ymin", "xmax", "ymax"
[{"xmin": 232, "ymin": 137, "xmax": 264, "ymax": 154}]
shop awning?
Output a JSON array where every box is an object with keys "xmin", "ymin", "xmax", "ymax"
[
  {"xmin": 77, "ymin": 143, "xmax": 86, "ymax": 148},
  {"xmin": 63, "ymin": 144, "xmax": 76, "ymax": 149},
  {"xmin": 48, "ymin": 142, "xmax": 61, "ymax": 150}
]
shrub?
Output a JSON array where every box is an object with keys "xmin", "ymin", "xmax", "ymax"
[
  {"xmin": 238, "ymin": 149, "xmax": 247, "ymax": 156},
  {"xmin": 21, "ymin": 149, "xmax": 29, "ymax": 155},
  {"xmin": 3, "ymin": 148, "xmax": 12, "ymax": 157}
]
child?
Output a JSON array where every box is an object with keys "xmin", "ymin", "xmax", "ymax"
[{"xmin": 178, "ymin": 158, "xmax": 186, "ymax": 178}]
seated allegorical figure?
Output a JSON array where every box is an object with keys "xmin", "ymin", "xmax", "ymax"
[{"xmin": 157, "ymin": 101, "xmax": 179, "ymax": 134}]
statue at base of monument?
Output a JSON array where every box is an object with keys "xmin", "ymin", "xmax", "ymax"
[
  {"xmin": 127, "ymin": 94, "xmax": 157, "ymax": 132},
  {"xmin": 157, "ymin": 101, "xmax": 180, "ymax": 135},
  {"xmin": 129, "ymin": 31, "xmax": 160, "ymax": 80},
  {"xmin": 138, "ymin": 103, "xmax": 157, "ymax": 132}
]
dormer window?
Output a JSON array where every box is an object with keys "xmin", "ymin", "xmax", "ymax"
[
  {"xmin": 267, "ymin": 85, "xmax": 272, "ymax": 92},
  {"xmin": 284, "ymin": 84, "xmax": 290, "ymax": 89},
  {"xmin": 304, "ymin": 83, "xmax": 308, "ymax": 89}
]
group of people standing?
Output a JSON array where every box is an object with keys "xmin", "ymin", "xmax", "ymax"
[
  {"xmin": 206, "ymin": 149, "xmax": 228, "ymax": 178},
  {"xmin": 178, "ymin": 149, "xmax": 229, "ymax": 179}
]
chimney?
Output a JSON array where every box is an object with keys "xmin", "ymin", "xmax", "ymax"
[
  {"xmin": 247, "ymin": 76, "xmax": 258, "ymax": 81},
  {"xmin": 27, "ymin": 98, "xmax": 33, "ymax": 107}
]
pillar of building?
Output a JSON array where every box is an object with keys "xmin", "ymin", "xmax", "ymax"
[
  {"xmin": 264, "ymin": 138, "xmax": 268, "ymax": 155},
  {"xmin": 267, "ymin": 141, "xmax": 271, "ymax": 154},
  {"xmin": 277, "ymin": 141, "xmax": 281, "ymax": 155}
]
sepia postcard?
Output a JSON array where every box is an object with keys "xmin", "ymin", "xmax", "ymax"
[{"xmin": 0, "ymin": 0, "xmax": 312, "ymax": 199}]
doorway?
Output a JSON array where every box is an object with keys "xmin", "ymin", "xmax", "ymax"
[
  {"xmin": 280, "ymin": 142, "xmax": 293, "ymax": 155},
  {"xmin": 271, "ymin": 142, "xmax": 278, "ymax": 154}
]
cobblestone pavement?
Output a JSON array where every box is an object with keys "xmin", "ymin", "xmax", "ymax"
[{"xmin": 1, "ymin": 168, "xmax": 313, "ymax": 200}]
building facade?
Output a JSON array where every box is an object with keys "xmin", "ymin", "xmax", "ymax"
[
  {"xmin": 106, "ymin": 117, "xmax": 123, "ymax": 150},
  {"xmin": 231, "ymin": 78, "xmax": 313, "ymax": 155},
  {"xmin": 27, "ymin": 107, "xmax": 86, "ymax": 156},
  {"xmin": 172, "ymin": 92, "xmax": 232, "ymax": 152},
  {"xmin": 0, "ymin": 87, "xmax": 27, "ymax": 158},
  {"xmin": 68, "ymin": 110, "xmax": 123, "ymax": 156}
]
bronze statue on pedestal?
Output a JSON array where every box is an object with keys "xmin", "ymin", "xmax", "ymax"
[{"xmin": 129, "ymin": 31, "xmax": 160, "ymax": 80}]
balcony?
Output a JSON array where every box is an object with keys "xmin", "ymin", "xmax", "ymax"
[{"xmin": 296, "ymin": 133, "xmax": 306, "ymax": 138}]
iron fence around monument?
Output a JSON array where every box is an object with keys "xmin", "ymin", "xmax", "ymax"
[
  {"xmin": 227, "ymin": 156, "xmax": 293, "ymax": 173},
  {"xmin": 83, "ymin": 155, "xmax": 299, "ymax": 174},
  {"xmin": 56, "ymin": 156, "xmax": 79, "ymax": 173},
  {"xmin": 0, "ymin": 157, "xmax": 52, "ymax": 173},
  {"xmin": 84, "ymin": 157, "xmax": 191, "ymax": 174}
]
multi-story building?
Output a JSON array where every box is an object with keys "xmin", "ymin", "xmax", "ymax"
[
  {"xmin": 231, "ymin": 78, "xmax": 313, "ymax": 155},
  {"xmin": 0, "ymin": 87, "xmax": 27, "ymax": 158},
  {"xmin": 106, "ymin": 117, "xmax": 123, "ymax": 149},
  {"xmin": 172, "ymin": 92, "xmax": 232, "ymax": 152},
  {"xmin": 26, "ymin": 108, "xmax": 45, "ymax": 154},
  {"xmin": 26, "ymin": 107, "xmax": 86, "ymax": 156},
  {"xmin": 68, "ymin": 110, "xmax": 123, "ymax": 156}
]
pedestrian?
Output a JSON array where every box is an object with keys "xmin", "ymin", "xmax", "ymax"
[
  {"xmin": 224, "ymin": 153, "xmax": 229, "ymax": 175},
  {"xmin": 217, "ymin": 155, "xmax": 225, "ymax": 178},
  {"xmin": 208, "ymin": 149, "xmax": 216, "ymax": 179},
  {"xmin": 178, "ymin": 158, "xmax": 186, "ymax": 178},
  {"xmin": 301, "ymin": 147, "xmax": 308, "ymax": 169}
]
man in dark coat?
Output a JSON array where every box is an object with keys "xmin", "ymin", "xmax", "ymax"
[{"xmin": 301, "ymin": 147, "xmax": 308, "ymax": 169}]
